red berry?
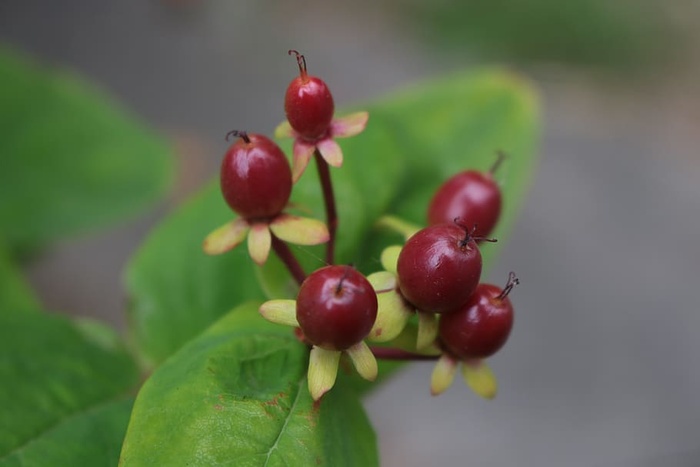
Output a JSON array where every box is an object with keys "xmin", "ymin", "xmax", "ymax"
[
  {"xmin": 220, "ymin": 131, "xmax": 292, "ymax": 220},
  {"xmin": 396, "ymin": 223, "xmax": 483, "ymax": 314},
  {"xmin": 439, "ymin": 272, "xmax": 518, "ymax": 359},
  {"xmin": 284, "ymin": 50, "xmax": 334, "ymax": 141},
  {"xmin": 427, "ymin": 153, "xmax": 505, "ymax": 237},
  {"xmin": 296, "ymin": 266, "xmax": 378, "ymax": 351}
]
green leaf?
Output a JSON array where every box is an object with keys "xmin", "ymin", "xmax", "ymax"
[
  {"xmin": 0, "ymin": 311, "xmax": 138, "ymax": 459},
  {"xmin": 339, "ymin": 359, "xmax": 405, "ymax": 395},
  {"xmin": 0, "ymin": 245, "xmax": 40, "ymax": 314},
  {"xmin": 120, "ymin": 303, "xmax": 378, "ymax": 467},
  {"xmin": 125, "ymin": 182, "xmax": 268, "ymax": 367},
  {"xmin": 0, "ymin": 398, "xmax": 134, "ymax": 467},
  {"xmin": 126, "ymin": 67, "xmax": 539, "ymax": 366},
  {"xmin": 255, "ymin": 252, "xmax": 300, "ymax": 300},
  {"xmin": 0, "ymin": 46, "xmax": 173, "ymax": 252}
]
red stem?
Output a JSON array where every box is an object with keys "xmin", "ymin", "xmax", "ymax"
[
  {"xmin": 369, "ymin": 347, "xmax": 440, "ymax": 361},
  {"xmin": 271, "ymin": 235, "xmax": 306, "ymax": 285},
  {"xmin": 314, "ymin": 149, "xmax": 337, "ymax": 264}
]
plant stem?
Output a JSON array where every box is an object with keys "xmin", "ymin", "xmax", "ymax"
[
  {"xmin": 490, "ymin": 149, "xmax": 507, "ymax": 175},
  {"xmin": 314, "ymin": 149, "xmax": 337, "ymax": 264},
  {"xmin": 271, "ymin": 234, "xmax": 306, "ymax": 285},
  {"xmin": 370, "ymin": 346, "xmax": 440, "ymax": 361}
]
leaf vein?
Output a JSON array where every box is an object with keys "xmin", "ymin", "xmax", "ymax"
[
  {"xmin": 263, "ymin": 377, "xmax": 304, "ymax": 466},
  {"xmin": 0, "ymin": 391, "xmax": 131, "ymax": 461}
]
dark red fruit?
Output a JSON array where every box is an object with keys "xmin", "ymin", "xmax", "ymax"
[
  {"xmin": 296, "ymin": 265, "xmax": 378, "ymax": 351},
  {"xmin": 220, "ymin": 131, "xmax": 292, "ymax": 220},
  {"xmin": 284, "ymin": 50, "xmax": 334, "ymax": 141},
  {"xmin": 396, "ymin": 223, "xmax": 483, "ymax": 314},
  {"xmin": 427, "ymin": 153, "xmax": 504, "ymax": 237},
  {"xmin": 439, "ymin": 272, "xmax": 518, "ymax": 359}
]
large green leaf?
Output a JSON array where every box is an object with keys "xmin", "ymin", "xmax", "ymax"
[
  {"xmin": 0, "ymin": 311, "xmax": 138, "ymax": 460},
  {"xmin": 126, "ymin": 67, "xmax": 539, "ymax": 366},
  {"xmin": 125, "ymin": 182, "xmax": 268, "ymax": 368},
  {"xmin": 0, "ymin": 398, "xmax": 134, "ymax": 467},
  {"xmin": 0, "ymin": 46, "xmax": 173, "ymax": 252},
  {"xmin": 0, "ymin": 245, "xmax": 40, "ymax": 314},
  {"xmin": 120, "ymin": 303, "xmax": 378, "ymax": 466}
]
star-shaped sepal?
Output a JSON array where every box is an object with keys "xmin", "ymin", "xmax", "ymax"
[
  {"xmin": 365, "ymin": 245, "xmax": 439, "ymax": 349},
  {"xmin": 259, "ymin": 299, "xmax": 378, "ymax": 401},
  {"xmin": 275, "ymin": 111, "xmax": 369, "ymax": 182},
  {"xmin": 203, "ymin": 213, "xmax": 329, "ymax": 265},
  {"xmin": 430, "ymin": 354, "xmax": 498, "ymax": 399}
]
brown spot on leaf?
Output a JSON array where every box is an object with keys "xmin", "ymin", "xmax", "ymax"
[{"xmin": 260, "ymin": 391, "xmax": 287, "ymax": 417}]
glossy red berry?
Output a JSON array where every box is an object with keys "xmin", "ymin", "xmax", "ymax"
[
  {"xmin": 396, "ymin": 223, "xmax": 483, "ymax": 314},
  {"xmin": 220, "ymin": 131, "xmax": 292, "ymax": 220},
  {"xmin": 284, "ymin": 50, "xmax": 334, "ymax": 141},
  {"xmin": 439, "ymin": 272, "xmax": 518, "ymax": 359},
  {"xmin": 296, "ymin": 265, "xmax": 378, "ymax": 351},
  {"xmin": 427, "ymin": 152, "xmax": 504, "ymax": 237}
]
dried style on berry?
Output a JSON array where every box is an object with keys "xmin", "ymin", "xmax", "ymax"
[
  {"xmin": 219, "ymin": 131, "xmax": 291, "ymax": 220},
  {"xmin": 284, "ymin": 50, "xmax": 335, "ymax": 141},
  {"xmin": 397, "ymin": 223, "xmax": 483, "ymax": 314},
  {"xmin": 439, "ymin": 272, "xmax": 518, "ymax": 359},
  {"xmin": 431, "ymin": 272, "xmax": 519, "ymax": 398},
  {"xmin": 275, "ymin": 50, "xmax": 368, "ymax": 182},
  {"xmin": 203, "ymin": 131, "xmax": 329, "ymax": 265}
]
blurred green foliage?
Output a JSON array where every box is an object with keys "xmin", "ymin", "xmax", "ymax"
[
  {"xmin": 0, "ymin": 44, "xmax": 172, "ymax": 465},
  {"xmin": 398, "ymin": 0, "xmax": 676, "ymax": 70},
  {"xmin": 0, "ymin": 46, "xmax": 174, "ymax": 255}
]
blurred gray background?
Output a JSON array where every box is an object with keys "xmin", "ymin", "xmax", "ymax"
[{"xmin": 2, "ymin": 1, "xmax": 700, "ymax": 466}]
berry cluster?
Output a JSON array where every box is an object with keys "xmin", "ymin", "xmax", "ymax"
[{"xmin": 204, "ymin": 51, "xmax": 519, "ymax": 401}]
